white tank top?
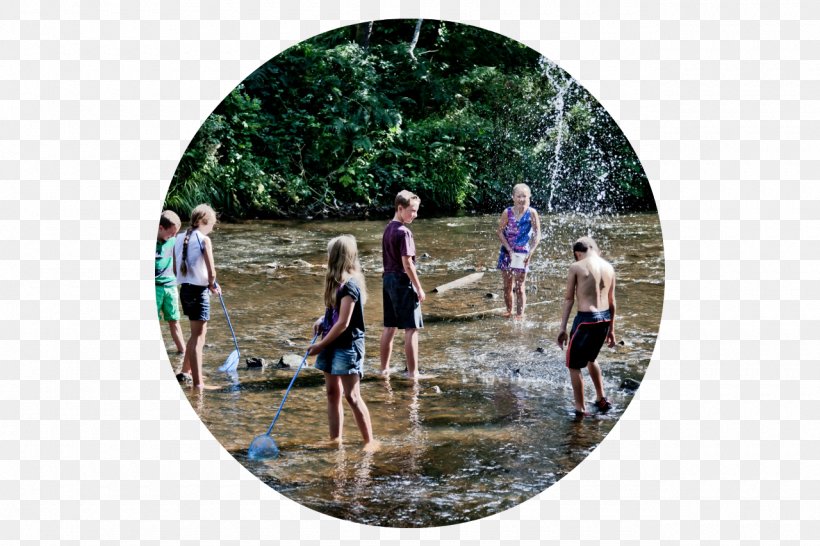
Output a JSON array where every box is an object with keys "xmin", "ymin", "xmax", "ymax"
[{"xmin": 174, "ymin": 229, "xmax": 209, "ymax": 286}]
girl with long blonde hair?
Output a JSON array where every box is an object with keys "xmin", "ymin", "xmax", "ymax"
[{"xmin": 308, "ymin": 235, "xmax": 374, "ymax": 448}]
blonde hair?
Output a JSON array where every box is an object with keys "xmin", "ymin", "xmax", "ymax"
[
  {"xmin": 160, "ymin": 210, "xmax": 181, "ymax": 230},
  {"xmin": 180, "ymin": 204, "xmax": 217, "ymax": 276},
  {"xmin": 512, "ymin": 183, "xmax": 531, "ymax": 197},
  {"xmin": 573, "ymin": 236, "xmax": 599, "ymax": 254},
  {"xmin": 324, "ymin": 235, "xmax": 367, "ymax": 309},
  {"xmin": 395, "ymin": 190, "xmax": 420, "ymax": 210}
]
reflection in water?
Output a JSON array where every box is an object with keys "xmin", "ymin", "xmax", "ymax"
[
  {"xmin": 351, "ymin": 449, "xmax": 374, "ymax": 518},
  {"xmin": 164, "ymin": 213, "xmax": 663, "ymax": 527},
  {"xmin": 380, "ymin": 374, "xmax": 395, "ymax": 405},
  {"xmin": 326, "ymin": 442, "xmax": 376, "ymax": 521},
  {"xmin": 407, "ymin": 382, "xmax": 424, "ymax": 476},
  {"xmin": 331, "ymin": 447, "xmax": 348, "ymax": 506}
]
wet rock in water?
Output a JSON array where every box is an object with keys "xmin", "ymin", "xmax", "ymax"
[
  {"xmin": 419, "ymin": 385, "xmax": 441, "ymax": 397},
  {"xmin": 420, "ymin": 253, "xmax": 432, "ymax": 259},
  {"xmin": 246, "ymin": 357, "xmax": 266, "ymax": 369},
  {"xmin": 536, "ymin": 347, "xmax": 545, "ymax": 353},
  {"xmin": 277, "ymin": 354, "xmax": 305, "ymax": 368},
  {"xmin": 291, "ymin": 259, "xmax": 312, "ymax": 268},
  {"xmin": 485, "ymin": 293, "xmax": 499, "ymax": 299},
  {"xmin": 264, "ymin": 262, "xmax": 279, "ymax": 269},
  {"xmin": 619, "ymin": 378, "xmax": 641, "ymax": 391}
]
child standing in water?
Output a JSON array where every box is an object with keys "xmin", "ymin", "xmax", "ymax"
[
  {"xmin": 308, "ymin": 235, "xmax": 375, "ymax": 449},
  {"xmin": 380, "ymin": 190, "xmax": 425, "ymax": 379},
  {"xmin": 557, "ymin": 236, "xmax": 616, "ymax": 417},
  {"xmin": 156, "ymin": 210, "xmax": 185, "ymax": 355},
  {"xmin": 174, "ymin": 204, "xmax": 220, "ymax": 389},
  {"xmin": 496, "ymin": 183, "xmax": 541, "ymax": 319}
]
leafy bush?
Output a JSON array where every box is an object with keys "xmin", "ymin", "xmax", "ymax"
[{"xmin": 167, "ymin": 20, "xmax": 653, "ymax": 220}]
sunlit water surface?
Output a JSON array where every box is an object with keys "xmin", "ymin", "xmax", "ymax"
[{"xmin": 165, "ymin": 213, "xmax": 664, "ymax": 527}]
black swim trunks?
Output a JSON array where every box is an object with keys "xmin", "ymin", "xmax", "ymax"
[
  {"xmin": 382, "ymin": 272, "xmax": 423, "ymax": 330},
  {"xmin": 566, "ymin": 309, "xmax": 611, "ymax": 369}
]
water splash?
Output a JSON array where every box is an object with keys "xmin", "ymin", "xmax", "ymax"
[{"xmin": 539, "ymin": 57, "xmax": 574, "ymax": 213}]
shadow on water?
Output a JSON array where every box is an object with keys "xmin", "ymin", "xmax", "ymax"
[{"xmin": 164, "ymin": 213, "xmax": 663, "ymax": 527}]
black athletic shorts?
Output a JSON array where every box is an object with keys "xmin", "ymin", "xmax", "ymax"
[{"xmin": 382, "ymin": 272, "xmax": 423, "ymax": 330}]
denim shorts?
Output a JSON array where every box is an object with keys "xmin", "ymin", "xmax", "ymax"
[
  {"xmin": 179, "ymin": 283, "xmax": 210, "ymax": 321},
  {"xmin": 314, "ymin": 342, "xmax": 364, "ymax": 378}
]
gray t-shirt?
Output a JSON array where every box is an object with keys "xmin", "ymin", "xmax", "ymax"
[{"xmin": 321, "ymin": 278, "xmax": 365, "ymax": 351}]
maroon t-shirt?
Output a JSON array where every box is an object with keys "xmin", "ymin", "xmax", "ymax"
[{"xmin": 382, "ymin": 220, "xmax": 416, "ymax": 274}]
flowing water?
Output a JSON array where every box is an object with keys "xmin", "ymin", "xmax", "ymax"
[
  {"xmin": 540, "ymin": 57, "xmax": 574, "ymax": 213},
  {"xmin": 164, "ymin": 212, "xmax": 664, "ymax": 527}
]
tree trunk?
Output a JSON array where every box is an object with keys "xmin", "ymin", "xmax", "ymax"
[
  {"xmin": 431, "ymin": 272, "xmax": 484, "ymax": 293},
  {"xmin": 408, "ymin": 19, "xmax": 422, "ymax": 60},
  {"xmin": 356, "ymin": 21, "xmax": 374, "ymax": 50}
]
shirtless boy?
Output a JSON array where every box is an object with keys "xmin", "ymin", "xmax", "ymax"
[{"xmin": 556, "ymin": 236, "xmax": 617, "ymax": 417}]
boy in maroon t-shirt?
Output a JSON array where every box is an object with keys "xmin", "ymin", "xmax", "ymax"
[{"xmin": 379, "ymin": 190, "xmax": 425, "ymax": 379}]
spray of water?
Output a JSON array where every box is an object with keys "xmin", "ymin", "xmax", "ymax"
[{"xmin": 539, "ymin": 57, "xmax": 574, "ymax": 214}]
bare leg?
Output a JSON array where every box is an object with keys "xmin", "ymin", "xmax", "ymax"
[
  {"xmin": 341, "ymin": 374, "xmax": 373, "ymax": 445},
  {"xmin": 569, "ymin": 368, "xmax": 585, "ymax": 413},
  {"xmin": 379, "ymin": 327, "xmax": 397, "ymax": 374},
  {"xmin": 168, "ymin": 320, "xmax": 185, "ymax": 354},
  {"xmin": 514, "ymin": 271, "xmax": 527, "ymax": 317},
  {"xmin": 404, "ymin": 328, "xmax": 419, "ymax": 379},
  {"xmin": 186, "ymin": 320, "xmax": 208, "ymax": 388},
  {"xmin": 324, "ymin": 373, "xmax": 344, "ymax": 441},
  {"xmin": 587, "ymin": 360, "xmax": 606, "ymax": 404},
  {"xmin": 501, "ymin": 271, "xmax": 514, "ymax": 317},
  {"xmin": 180, "ymin": 350, "xmax": 192, "ymax": 375},
  {"xmin": 180, "ymin": 330, "xmax": 192, "ymax": 375}
]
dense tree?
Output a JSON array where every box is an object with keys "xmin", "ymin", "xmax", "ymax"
[{"xmin": 167, "ymin": 20, "xmax": 654, "ymax": 220}]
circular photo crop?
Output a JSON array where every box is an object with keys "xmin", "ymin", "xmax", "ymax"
[{"xmin": 158, "ymin": 20, "xmax": 663, "ymax": 527}]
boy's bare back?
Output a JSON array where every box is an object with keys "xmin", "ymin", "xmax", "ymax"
[{"xmin": 571, "ymin": 255, "xmax": 615, "ymax": 312}]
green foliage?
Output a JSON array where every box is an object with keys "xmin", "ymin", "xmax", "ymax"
[{"xmin": 167, "ymin": 20, "xmax": 653, "ymax": 220}]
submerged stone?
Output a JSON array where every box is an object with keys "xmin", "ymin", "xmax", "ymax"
[
  {"xmin": 246, "ymin": 357, "xmax": 266, "ymax": 369},
  {"xmin": 619, "ymin": 378, "xmax": 641, "ymax": 391}
]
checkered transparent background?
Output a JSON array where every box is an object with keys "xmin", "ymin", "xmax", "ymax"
[{"xmin": 2, "ymin": 0, "xmax": 819, "ymax": 543}]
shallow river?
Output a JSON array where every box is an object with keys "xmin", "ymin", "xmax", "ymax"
[{"xmin": 164, "ymin": 212, "xmax": 664, "ymax": 527}]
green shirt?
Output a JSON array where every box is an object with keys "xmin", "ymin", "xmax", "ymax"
[{"xmin": 155, "ymin": 237, "xmax": 176, "ymax": 286}]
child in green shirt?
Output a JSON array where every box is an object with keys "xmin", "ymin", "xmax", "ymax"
[{"xmin": 156, "ymin": 210, "xmax": 185, "ymax": 356}]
